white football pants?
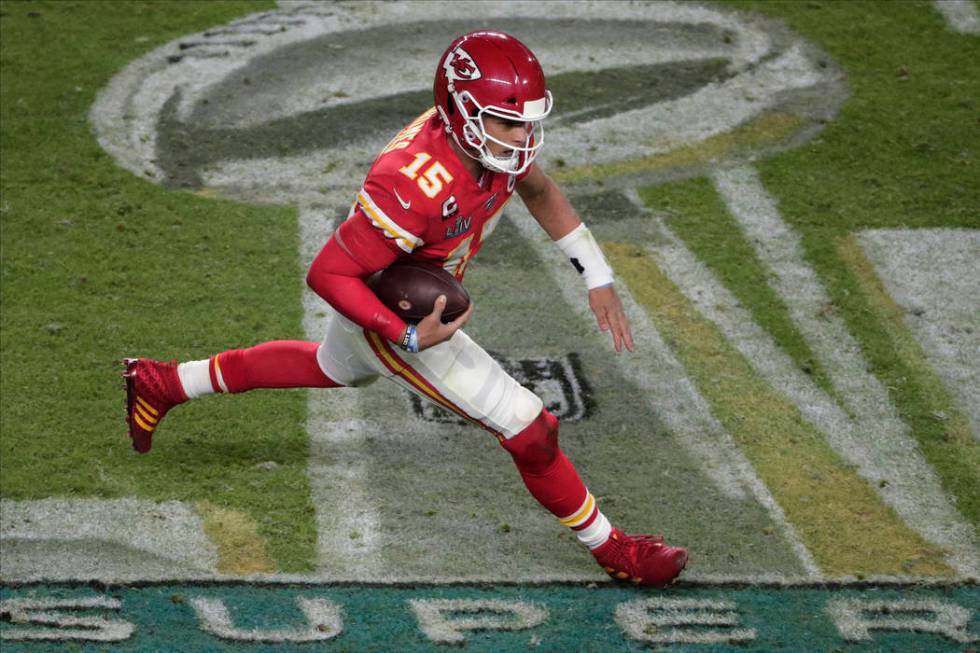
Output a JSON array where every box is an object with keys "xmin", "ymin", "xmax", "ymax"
[{"xmin": 316, "ymin": 314, "xmax": 542, "ymax": 440}]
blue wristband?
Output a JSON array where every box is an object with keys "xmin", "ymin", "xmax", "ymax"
[{"xmin": 401, "ymin": 324, "xmax": 419, "ymax": 353}]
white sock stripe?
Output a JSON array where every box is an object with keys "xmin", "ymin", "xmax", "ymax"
[
  {"xmin": 578, "ymin": 513, "xmax": 613, "ymax": 550},
  {"xmin": 176, "ymin": 359, "xmax": 214, "ymax": 400}
]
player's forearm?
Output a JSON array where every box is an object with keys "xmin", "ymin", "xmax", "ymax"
[
  {"xmin": 522, "ymin": 174, "xmax": 581, "ymax": 241},
  {"xmin": 520, "ymin": 172, "xmax": 613, "ymax": 289},
  {"xmin": 310, "ymin": 273, "xmax": 407, "ymax": 343},
  {"xmin": 306, "ymin": 237, "xmax": 408, "ymax": 343}
]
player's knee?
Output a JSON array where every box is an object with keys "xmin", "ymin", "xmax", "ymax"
[{"xmin": 501, "ymin": 409, "xmax": 559, "ymax": 471}]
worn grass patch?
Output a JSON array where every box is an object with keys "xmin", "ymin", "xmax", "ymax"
[
  {"xmin": 552, "ymin": 111, "xmax": 801, "ymax": 184},
  {"xmin": 196, "ymin": 501, "xmax": 275, "ymax": 575},
  {"xmin": 0, "ymin": 0, "xmax": 316, "ymax": 571},
  {"xmin": 607, "ymin": 242, "xmax": 952, "ymax": 577}
]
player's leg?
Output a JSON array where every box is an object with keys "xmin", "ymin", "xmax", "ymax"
[
  {"xmin": 361, "ymin": 328, "xmax": 600, "ymax": 538},
  {"xmin": 500, "ymin": 407, "xmax": 687, "ymax": 586},
  {"xmin": 123, "ymin": 315, "xmax": 374, "ymax": 453},
  {"xmin": 498, "ymin": 409, "xmax": 609, "ymax": 547},
  {"xmin": 177, "ymin": 341, "xmax": 340, "ymax": 397},
  {"xmin": 123, "ymin": 341, "xmax": 340, "ymax": 452},
  {"xmin": 358, "ymin": 328, "xmax": 687, "ymax": 586}
]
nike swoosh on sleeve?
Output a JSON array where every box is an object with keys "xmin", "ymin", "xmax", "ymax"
[{"xmin": 393, "ymin": 188, "xmax": 412, "ymax": 210}]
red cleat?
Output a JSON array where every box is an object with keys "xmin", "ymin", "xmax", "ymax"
[
  {"xmin": 592, "ymin": 528, "xmax": 688, "ymax": 587},
  {"xmin": 122, "ymin": 358, "xmax": 187, "ymax": 453}
]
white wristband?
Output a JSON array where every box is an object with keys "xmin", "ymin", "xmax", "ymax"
[{"xmin": 554, "ymin": 224, "xmax": 614, "ymax": 289}]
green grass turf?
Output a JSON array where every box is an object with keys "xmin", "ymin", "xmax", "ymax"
[
  {"xmin": 643, "ymin": 0, "xmax": 980, "ymax": 527},
  {"xmin": 0, "ymin": 1, "xmax": 318, "ymax": 571}
]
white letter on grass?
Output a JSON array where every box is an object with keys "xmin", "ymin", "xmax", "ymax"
[
  {"xmin": 410, "ymin": 598, "xmax": 548, "ymax": 645},
  {"xmin": 827, "ymin": 599, "xmax": 976, "ymax": 643},
  {"xmin": 616, "ymin": 598, "xmax": 756, "ymax": 645},
  {"xmin": 0, "ymin": 597, "xmax": 134, "ymax": 642},
  {"xmin": 191, "ymin": 597, "xmax": 342, "ymax": 642}
]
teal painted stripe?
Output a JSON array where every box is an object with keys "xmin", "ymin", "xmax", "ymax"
[{"xmin": 1, "ymin": 582, "xmax": 976, "ymax": 652}]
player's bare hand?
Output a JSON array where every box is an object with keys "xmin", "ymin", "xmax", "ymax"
[
  {"xmin": 416, "ymin": 294, "xmax": 474, "ymax": 351},
  {"xmin": 589, "ymin": 286, "xmax": 634, "ymax": 353}
]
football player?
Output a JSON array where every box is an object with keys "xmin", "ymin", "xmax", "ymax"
[{"xmin": 124, "ymin": 31, "xmax": 687, "ymax": 586}]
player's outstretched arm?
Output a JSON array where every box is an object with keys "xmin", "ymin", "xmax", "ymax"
[
  {"xmin": 415, "ymin": 294, "xmax": 474, "ymax": 351},
  {"xmin": 517, "ymin": 166, "xmax": 635, "ymax": 353}
]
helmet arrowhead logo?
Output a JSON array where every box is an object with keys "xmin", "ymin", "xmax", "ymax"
[{"xmin": 445, "ymin": 47, "xmax": 481, "ymax": 82}]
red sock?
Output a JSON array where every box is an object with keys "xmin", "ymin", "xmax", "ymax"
[
  {"xmin": 212, "ymin": 341, "xmax": 341, "ymax": 393},
  {"xmin": 503, "ymin": 410, "xmax": 610, "ymax": 546},
  {"xmin": 518, "ymin": 448, "xmax": 590, "ymax": 519},
  {"xmin": 502, "ymin": 410, "xmax": 589, "ymax": 519}
]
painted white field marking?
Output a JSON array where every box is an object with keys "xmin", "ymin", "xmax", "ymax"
[
  {"xmin": 409, "ymin": 599, "xmax": 548, "ymax": 645},
  {"xmin": 616, "ymin": 598, "xmax": 756, "ymax": 645},
  {"xmin": 91, "ymin": 0, "xmax": 830, "ymax": 188},
  {"xmin": 264, "ymin": 1, "xmax": 772, "ymax": 136},
  {"xmin": 298, "ymin": 203, "xmax": 383, "ymax": 579},
  {"xmin": 642, "ymin": 210, "xmax": 980, "ymax": 578},
  {"xmin": 191, "ymin": 596, "xmax": 343, "ymax": 642},
  {"xmin": 89, "ymin": 7, "xmax": 353, "ymax": 184},
  {"xmin": 827, "ymin": 598, "xmax": 977, "ymax": 643},
  {"xmin": 0, "ymin": 597, "xmax": 134, "ymax": 642},
  {"xmin": 506, "ymin": 203, "xmax": 821, "ymax": 580},
  {"xmin": 858, "ymin": 228, "xmax": 980, "ymax": 440},
  {"xmin": 553, "ymin": 43, "xmax": 833, "ymax": 172},
  {"xmin": 4, "ymin": 570, "xmax": 968, "ymax": 584},
  {"xmin": 934, "ymin": 0, "xmax": 980, "ymax": 34},
  {"xmin": 711, "ymin": 166, "xmax": 980, "ymax": 577},
  {"xmin": 0, "ymin": 498, "xmax": 218, "ymax": 581}
]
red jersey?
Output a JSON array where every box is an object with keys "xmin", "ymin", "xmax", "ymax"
[
  {"xmin": 347, "ymin": 109, "xmax": 525, "ymax": 280},
  {"xmin": 307, "ymin": 110, "xmax": 530, "ymax": 344}
]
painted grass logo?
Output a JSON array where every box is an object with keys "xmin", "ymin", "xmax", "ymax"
[
  {"xmin": 82, "ymin": 0, "xmax": 852, "ymax": 586},
  {"xmin": 92, "ymin": 0, "xmax": 845, "ymax": 201},
  {"xmin": 38, "ymin": 0, "xmax": 975, "ymax": 579}
]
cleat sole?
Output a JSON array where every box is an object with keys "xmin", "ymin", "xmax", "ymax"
[{"xmin": 121, "ymin": 358, "xmax": 152, "ymax": 453}]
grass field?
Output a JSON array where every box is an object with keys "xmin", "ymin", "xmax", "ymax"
[
  {"xmin": 1, "ymin": 0, "xmax": 978, "ymax": 650},
  {"xmin": 0, "ymin": 0, "xmax": 316, "ymax": 572},
  {"xmin": 709, "ymin": 0, "xmax": 980, "ymax": 526}
]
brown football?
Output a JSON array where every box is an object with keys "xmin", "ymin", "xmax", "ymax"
[{"xmin": 366, "ymin": 259, "xmax": 470, "ymax": 325}]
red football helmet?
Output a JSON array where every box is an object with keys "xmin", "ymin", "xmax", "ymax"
[{"xmin": 434, "ymin": 31, "xmax": 553, "ymax": 175}]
